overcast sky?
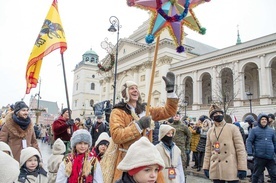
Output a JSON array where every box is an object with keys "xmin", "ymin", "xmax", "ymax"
[{"xmin": 0, "ymin": 0, "xmax": 276, "ymax": 109}]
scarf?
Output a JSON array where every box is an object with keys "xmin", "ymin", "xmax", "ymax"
[
  {"xmin": 12, "ymin": 113, "xmax": 31, "ymax": 130},
  {"xmin": 68, "ymin": 153, "xmax": 85, "ymax": 183}
]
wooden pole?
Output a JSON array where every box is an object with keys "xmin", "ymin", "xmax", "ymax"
[{"xmin": 143, "ymin": 36, "xmax": 160, "ymax": 142}]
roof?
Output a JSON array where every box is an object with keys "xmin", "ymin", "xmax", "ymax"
[
  {"xmin": 83, "ymin": 49, "xmax": 97, "ymax": 56},
  {"xmin": 184, "ymin": 37, "xmax": 218, "ymax": 55},
  {"xmin": 37, "ymin": 100, "xmax": 59, "ymax": 114}
]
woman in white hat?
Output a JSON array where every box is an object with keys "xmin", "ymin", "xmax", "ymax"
[
  {"xmin": 115, "ymin": 137, "xmax": 165, "ymax": 183},
  {"xmin": 156, "ymin": 124, "xmax": 185, "ymax": 183},
  {"xmin": 56, "ymin": 129, "xmax": 103, "ymax": 183}
]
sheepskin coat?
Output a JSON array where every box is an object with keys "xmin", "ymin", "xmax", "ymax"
[
  {"xmin": 110, "ymin": 98, "xmax": 178, "ymax": 182},
  {"xmin": 0, "ymin": 112, "xmax": 39, "ymax": 162},
  {"xmin": 203, "ymin": 121, "xmax": 247, "ymax": 181}
]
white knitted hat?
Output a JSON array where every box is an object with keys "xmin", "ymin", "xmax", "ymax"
[
  {"xmin": 158, "ymin": 124, "xmax": 176, "ymax": 141},
  {"xmin": 0, "ymin": 151, "xmax": 20, "ymax": 182},
  {"xmin": 70, "ymin": 129, "xmax": 92, "ymax": 148},
  {"xmin": 95, "ymin": 132, "xmax": 110, "ymax": 147},
  {"xmin": 0, "ymin": 141, "xmax": 13, "ymax": 157},
  {"xmin": 121, "ymin": 81, "xmax": 138, "ymax": 103},
  {"xmin": 20, "ymin": 147, "xmax": 41, "ymax": 168},
  {"xmin": 52, "ymin": 138, "xmax": 66, "ymax": 155},
  {"xmin": 117, "ymin": 137, "xmax": 165, "ymax": 172}
]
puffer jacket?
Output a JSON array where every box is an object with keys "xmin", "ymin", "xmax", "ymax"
[{"xmin": 246, "ymin": 113, "xmax": 276, "ymax": 159}]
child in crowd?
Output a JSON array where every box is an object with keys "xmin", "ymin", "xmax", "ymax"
[
  {"xmin": 0, "ymin": 151, "xmax": 20, "ymax": 182},
  {"xmin": 56, "ymin": 129, "xmax": 103, "ymax": 183},
  {"xmin": 17, "ymin": 147, "xmax": 47, "ymax": 183},
  {"xmin": 0, "ymin": 141, "xmax": 14, "ymax": 157},
  {"xmin": 156, "ymin": 124, "xmax": 185, "ymax": 183},
  {"xmin": 91, "ymin": 132, "xmax": 110, "ymax": 161},
  {"xmin": 47, "ymin": 138, "xmax": 66, "ymax": 183},
  {"xmin": 115, "ymin": 136, "xmax": 165, "ymax": 183}
]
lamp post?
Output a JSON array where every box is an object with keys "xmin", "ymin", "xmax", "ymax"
[
  {"xmin": 183, "ymin": 100, "xmax": 188, "ymax": 118},
  {"xmin": 108, "ymin": 16, "xmax": 120, "ymax": 106},
  {"xmin": 246, "ymin": 92, "xmax": 253, "ymax": 114}
]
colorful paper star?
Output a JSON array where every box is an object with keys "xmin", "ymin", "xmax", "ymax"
[{"xmin": 127, "ymin": 0, "xmax": 210, "ymax": 53}]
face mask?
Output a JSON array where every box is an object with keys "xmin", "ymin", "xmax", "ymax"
[{"xmin": 213, "ymin": 115, "xmax": 224, "ymax": 122}]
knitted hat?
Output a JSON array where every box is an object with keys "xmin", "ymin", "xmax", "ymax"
[
  {"xmin": 117, "ymin": 137, "xmax": 165, "ymax": 172},
  {"xmin": 20, "ymin": 147, "xmax": 41, "ymax": 167},
  {"xmin": 52, "ymin": 138, "xmax": 66, "ymax": 155},
  {"xmin": 0, "ymin": 151, "xmax": 20, "ymax": 183},
  {"xmin": 14, "ymin": 101, "xmax": 29, "ymax": 114},
  {"xmin": 209, "ymin": 104, "xmax": 223, "ymax": 118},
  {"xmin": 0, "ymin": 141, "xmax": 13, "ymax": 157},
  {"xmin": 268, "ymin": 113, "xmax": 275, "ymax": 120},
  {"xmin": 244, "ymin": 115, "xmax": 255, "ymax": 124},
  {"xmin": 158, "ymin": 124, "xmax": 176, "ymax": 141},
  {"xmin": 61, "ymin": 108, "xmax": 69, "ymax": 116},
  {"xmin": 70, "ymin": 129, "xmax": 92, "ymax": 148},
  {"xmin": 167, "ymin": 117, "xmax": 174, "ymax": 124},
  {"xmin": 121, "ymin": 81, "xmax": 139, "ymax": 103},
  {"xmin": 95, "ymin": 132, "xmax": 110, "ymax": 147}
]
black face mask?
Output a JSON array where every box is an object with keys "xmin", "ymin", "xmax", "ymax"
[
  {"xmin": 213, "ymin": 115, "xmax": 224, "ymax": 122},
  {"xmin": 161, "ymin": 135, "xmax": 173, "ymax": 148}
]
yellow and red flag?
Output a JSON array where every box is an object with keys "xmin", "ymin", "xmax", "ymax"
[{"xmin": 25, "ymin": 0, "xmax": 67, "ymax": 94}]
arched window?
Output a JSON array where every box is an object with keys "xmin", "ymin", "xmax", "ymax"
[{"xmin": 91, "ymin": 83, "xmax": 95, "ymax": 90}]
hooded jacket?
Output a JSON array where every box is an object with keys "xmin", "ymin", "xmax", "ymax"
[
  {"xmin": 0, "ymin": 112, "xmax": 39, "ymax": 162},
  {"xmin": 246, "ymin": 113, "xmax": 276, "ymax": 159}
]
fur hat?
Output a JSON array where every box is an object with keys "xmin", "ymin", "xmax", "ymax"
[
  {"xmin": 14, "ymin": 101, "xmax": 29, "ymax": 114},
  {"xmin": 0, "ymin": 141, "xmax": 13, "ymax": 157},
  {"xmin": 209, "ymin": 104, "xmax": 223, "ymax": 118},
  {"xmin": 121, "ymin": 81, "xmax": 139, "ymax": 103},
  {"xmin": 71, "ymin": 129, "xmax": 92, "ymax": 148},
  {"xmin": 52, "ymin": 138, "xmax": 66, "ymax": 155},
  {"xmin": 117, "ymin": 137, "xmax": 165, "ymax": 172},
  {"xmin": 95, "ymin": 132, "xmax": 110, "ymax": 147},
  {"xmin": 20, "ymin": 147, "xmax": 41, "ymax": 167},
  {"xmin": 0, "ymin": 151, "xmax": 20, "ymax": 182},
  {"xmin": 158, "ymin": 124, "xmax": 176, "ymax": 141}
]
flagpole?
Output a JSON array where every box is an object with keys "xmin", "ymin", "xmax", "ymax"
[{"xmin": 61, "ymin": 53, "xmax": 73, "ymax": 136}]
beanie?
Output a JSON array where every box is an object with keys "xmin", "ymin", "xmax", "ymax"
[
  {"xmin": 0, "ymin": 151, "xmax": 19, "ymax": 183},
  {"xmin": 61, "ymin": 108, "xmax": 69, "ymax": 116},
  {"xmin": 20, "ymin": 147, "xmax": 41, "ymax": 167},
  {"xmin": 52, "ymin": 138, "xmax": 66, "ymax": 155},
  {"xmin": 209, "ymin": 104, "xmax": 223, "ymax": 119},
  {"xmin": 71, "ymin": 129, "xmax": 92, "ymax": 148},
  {"xmin": 95, "ymin": 132, "xmax": 110, "ymax": 147},
  {"xmin": 0, "ymin": 141, "xmax": 13, "ymax": 157},
  {"xmin": 167, "ymin": 117, "xmax": 174, "ymax": 124},
  {"xmin": 121, "ymin": 81, "xmax": 139, "ymax": 103},
  {"xmin": 97, "ymin": 114, "xmax": 103, "ymax": 119},
  {"xmin": 117, "ymin": 137, "xmax": 165, "ymax": 172},
  {"xmin": 14, "ymin": 101, "xmax": 29, "ymax": 114},
  {"xmin": 198, "ymin": 115, "xmax": 206, "ymax": 122},
  {"xmin": 268, "ymin": 113, "xmax": 275, "ymax": 120},
  {"xmin": 244, "ymin": 115, "xmax": 255, "ymax": 124},
  {"xmin": 158, "ymin": 124, "xmax": 176, "ymax": 141}
]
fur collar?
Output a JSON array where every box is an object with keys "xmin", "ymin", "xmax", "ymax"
[{"xmin": 4, "ymin": 112, "xmax": 34, "ymax": 138}]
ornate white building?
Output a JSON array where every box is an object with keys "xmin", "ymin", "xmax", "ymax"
[{"xmin": 73, "ymin": 20, "xmax": 276, "ymax": 122}]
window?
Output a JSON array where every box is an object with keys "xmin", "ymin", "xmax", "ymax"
[
  {"xmin": 76, "ymin": 83, "xmax": 78, "ymax": 91},
  {"xmin": 85, "ymin": 57, "xmax": 89, "ymax": 61},
  {"xmin": 103, "ymin": 87, "xmax": 106, "ymax": 92},
  {"xmin": 140, "ymin": 75, "xmax": 145, "ymax": 81},
  {"xmin": 91, "ymin": 83, "xmax": 95, "ymax": 90},
  {"xmin": 74, "ymin": 100, "xmax": 78, "ymax": 107},
  {"xmin": 92, "ymin": 75, "xmax": 95, "ymax": 78}
]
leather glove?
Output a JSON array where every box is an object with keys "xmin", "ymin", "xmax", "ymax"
[
  {"xmin": 203, "ymin": 169, "xmax": 209, "ymax": 178},
  {"xmin": 237, "ymin": 170, "xmax": 247, "ymax": 179},
  {"xmin": 162, "ymin": 72, "xmax": 175, "ymax": 93},
  {"xmin": 247, "ymin": 154, "xmax": 254, "ymax": 161},
  {"xmin": 136, "ymin": 116, "xmax": 151, "ymax": 129},
  {"xmin": 66, "ymin": 119, "xmax": 75, "ymax": 126}
]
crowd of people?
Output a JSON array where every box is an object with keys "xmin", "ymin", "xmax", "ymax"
[{"xmin": 0, "ymin": 71, "xmax": 275, "ymax": 183}]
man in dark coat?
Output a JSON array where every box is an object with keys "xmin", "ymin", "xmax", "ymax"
[
  {"xmin": 246, "ymin": 113, "xmax": 276, "ymax": 183},
  {"xmin": 90, "ymin": 114, "xmax": 108, "ymax": 147}
]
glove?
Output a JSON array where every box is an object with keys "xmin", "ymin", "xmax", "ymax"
[
  {"xmin": 136, "ymin": 116, "xmax": 151, "ymax": 129},
  {"xmin": 237, "ymin": 170, "xmax": 247, "ymax": 179},
  {"xmin": 203, "ymin": 169, "xmax": 209, "ymax": 178},
  {"xmin": 162, "ymin": 72, "xmax": 175, "ymax": 93},
  {"xmin": 247, "ymin": 154, "xmax": 254, "ymax": 161},
  {"xmin": 66, "ymin": 119, "xmax": 75, "ymax": 126}
]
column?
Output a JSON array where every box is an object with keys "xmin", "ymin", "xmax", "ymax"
[
  {"xmin": 211, "ymin": 67, "xmax": 218, "ymax": 102},
  {"xmin": 233, "ymin": 61, "xmax": 242, "ymax": 107}
]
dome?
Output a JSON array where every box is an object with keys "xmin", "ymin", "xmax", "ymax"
[{"xmin": 84, "ymin": 48, "xmax": 97, "ymax": 56}]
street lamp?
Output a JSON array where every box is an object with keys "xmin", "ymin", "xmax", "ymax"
[
  {"xmin": 246, "ymin": 92, "xmax": 253, "ymax": 114},
  {"xmin": 108, "ymin": 16, "xmax": 120, "ymax": 106},
  {"xmin": 183, "ymin": 100, "xmax": 188, "ymax": 118}
]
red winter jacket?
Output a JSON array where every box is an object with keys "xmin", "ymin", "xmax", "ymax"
[{"xmin": 52, "ymin": 116, "xmax": 77, "ymax": 141}]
